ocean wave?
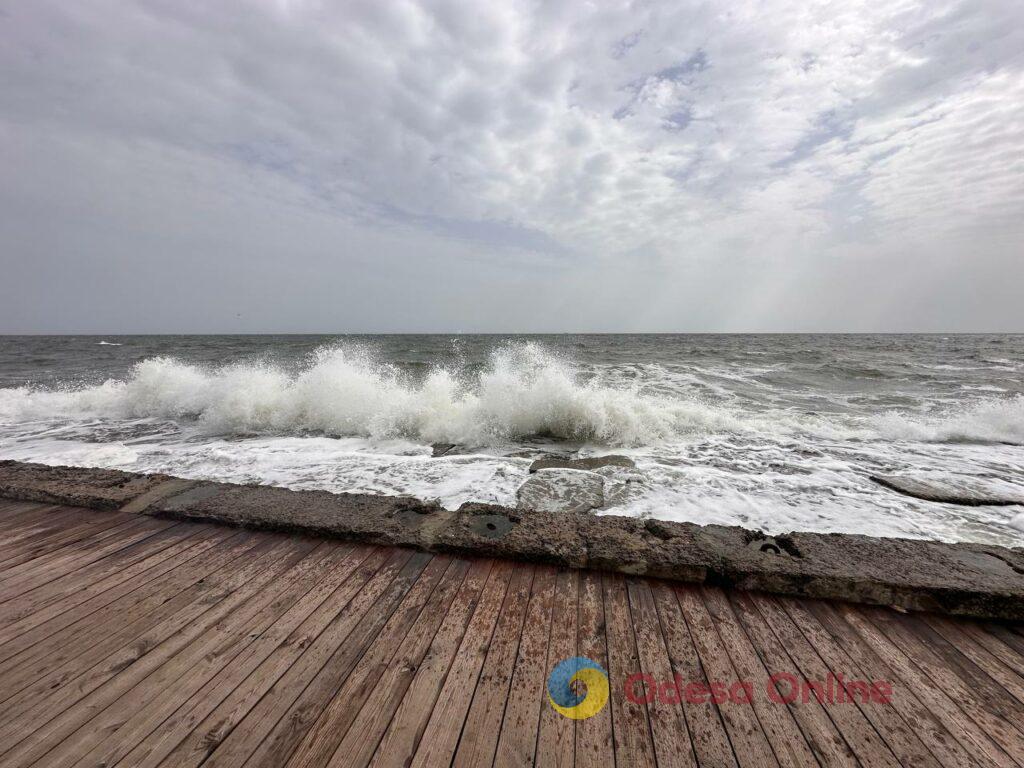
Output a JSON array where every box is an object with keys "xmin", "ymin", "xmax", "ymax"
[
  {"xmin": 0, "ymin": 343, "xmax": 741, "ymax": 446},
  {"xmin": 870, "ymin": 396, "xmax": 1024, "ymax": 445},
  {"xmin": 2, "ymin": 342, "xmax": 1023, "ymax": 447}
]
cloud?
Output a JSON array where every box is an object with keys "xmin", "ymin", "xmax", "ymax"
[{"xmin": 1, "ymin": 0, "xmax": 1022, "ymax": 331}]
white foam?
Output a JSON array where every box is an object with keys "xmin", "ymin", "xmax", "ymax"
[
  {"xmin": 0, "ymin": 344, "xmax": 743, "ymax": 446},
  {"xmin": 3, "ymin": 343, "xmax": 1023, "ymax": 449},
  {"xmin": 870, "ymin": 396, "xmax": 1024, "ymax": 445}
]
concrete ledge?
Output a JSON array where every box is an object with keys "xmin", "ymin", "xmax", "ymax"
[{"xmin": 2, "ymin": 459, "xmax": 1023, "ymax": 620}]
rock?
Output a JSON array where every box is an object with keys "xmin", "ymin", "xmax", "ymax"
[
  {"xmin": 871, "ymin": 475, "xmax": 1024, "ymax": 507},
  {"xmin": 516, "ymin": 469, "xmax": 605, "ymax": 514},
  {"xmin": 528, "ymin": 455, "xmax": 635, "ymax": 474},
  {"xmin": 431, "ymin": 443, "xmax": 458, "ymax": 457}
]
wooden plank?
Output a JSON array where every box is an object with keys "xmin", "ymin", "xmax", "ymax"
[
  {"xmin": 317, "ymin": 559, "xmax": 489, "ymax": 768},
  {"xmin": 649, "ymin": 582, "xmax": 737, "ymax": 768},
  {"xmin": 405, "ymin": 560, "xmax": 515, "ymax": 768},
  {"xmin": 0, "ymin": 530, "xmax": 263, "ymax": 713},
  {"xmin": 0, "ymin": 534, "xmax": 312, "ymax": 765},
  {"xmin": 836, "ymin": 603, "xmax": 1017, "ymax": 768},
  {"xmin": 0, "ymin": 516, "xmax": 175, "ymax": 601},
  {"xmin": 981, "ymin": 623, "xmax": 1024, "ymax": 663},
  {"xmin": 0, "ymin": 508, "xmax": 109, "ymax": 561},
  {"xmin": 627, "ymin": 577, "xmax": 697, "ymax": 768},
  {"xmin": 921, "ymin": 615, "xmax": 1024, "ymax": 707},
  {"xmin": 0, "ymin": 500, "xmax": 58, "ymax": 520},
  {"xmin": 774, "ymin": 595, "xmax": 942, "ymax": 768},
  {"xmin": 0, "ymin": 511, "xmax": 144, "ymax": 578},
  {"xmin": 368, "ymin": 559, "xmax": 502, "ymax": 768},
  {"xmin": 0, "ymin": 525, "xmax": 228, "ymax": 662},
  {"xmin": 0, "ymin": 502, "xmax": 92, "ymax": 532},
  {"xmin": 0, "ymin": 513, "xmax": 148, "ymax": 584},
  {"xmin": 804, "ymin": 599, "xmax": 997, "ymax": 768},
  {"xmin": 574, "ymin": 570, "xmax": 616, "ymax": 768},
  {"xmin": 677, "ymin": 587, "xmax": 782, "ymax": 768},
  {"xmin": 533, "ymin": 568, "xmax": 579, "ymax": 768},
  {"xmin": 604, "ymin": 572, "xmax": 657, "ymax": 768},
  {"xmin": 29, "ymin": 540, "xmax": 341, "ymax": 768},
  {"xmin": 151, "ymin": 547, "xmax": 421, "ymax": 768},
  {"xmin": 63, "ymin": 543, "xmax": 364, "ymax": 768},
  {"xmin": 492, "ymin": 565, "xmax": 558, "ymax": 768},
  {"xmin": 450, "ymin": 564, "xmax": 535, "ymax": 768},
  {"xmin": 112, "ymin": 545, "xmax": 380, "ymax": 768},
  {"xmin": 748, "ymin": 594, "xmax": 902, "ymax": 768},
  {"xmin": 862, "ymin": 607, "xmax": 1024, "ymax": 764},
  {"xmin": 933, "ymin": 614, "xmax": 1024, "ymax": 704},
  {"xmin": 0, "ymin": 522, "xmax": 204, "ymax": 638},
  {"xmin": 698, "ymin": 587, "xmax": 816, "ymax": 768},
  {"xmin": 196, "ymin": 549, "xmax": 433, "ymax": 768}
]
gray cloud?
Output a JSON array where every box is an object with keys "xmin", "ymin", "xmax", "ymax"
[{"xmin": 1, "ymin": 0, "xmax": 1022, "ymax": 332}]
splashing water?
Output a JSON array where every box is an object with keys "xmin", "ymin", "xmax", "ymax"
[{"xmin": 1, "ymin": 334, "xmax": 1022, "ymax": 546}]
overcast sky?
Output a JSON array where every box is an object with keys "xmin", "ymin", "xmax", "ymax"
[{"xmin": 2, "ymin": 0, "xmax": 1023, "ymax": 333}]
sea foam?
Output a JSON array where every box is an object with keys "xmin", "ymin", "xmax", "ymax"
[
  {"xmin": 0, "ymin": 343, "xmax": 738, "ymax": 445},
  {"xmin": 2, "ymin": 342, "xmax": 1023, "ymax": 447}
]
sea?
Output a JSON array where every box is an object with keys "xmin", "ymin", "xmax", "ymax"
[{"xmin": 1, "ymin": 334, "xmax": 1023, "ymax": 546}]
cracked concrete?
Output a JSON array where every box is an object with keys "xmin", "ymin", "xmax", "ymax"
[{"xmin": 1, "ymin": 460, "xmax": 1023, "ymax": 619}]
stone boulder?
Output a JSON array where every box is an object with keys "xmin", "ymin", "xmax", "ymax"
[
  {"xmin": 516, "ymin": 469, "xmax": 605, "ymax": 514},
  {"xmin": 528, "ymin": 455, "xmax": 636, "ymax": 473},
  {"xmin": 871, "ymin": 475, "xmax": 1024, "ymax": 507}
]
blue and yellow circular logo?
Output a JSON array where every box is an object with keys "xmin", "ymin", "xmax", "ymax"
[{"xmin": 547, "ymin": 656, "xmax": 610, "ymax": 720}]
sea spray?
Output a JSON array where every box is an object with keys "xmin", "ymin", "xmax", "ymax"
[
  {"xmin": 2, "ymin": 342, "xmax": 1024, "ymax": 447},
  {"xmin": 0, "ymin": 343, "xmax": 736, "ymax": 445},
  {"xmin": 2, "ymin": 336, "xmax": 1023, "ymax": 546}
]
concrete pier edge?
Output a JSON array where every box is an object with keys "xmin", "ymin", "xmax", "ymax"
[{"xmin": 2, "ymin": 459, "xmax": 1022, "ymax": 620}]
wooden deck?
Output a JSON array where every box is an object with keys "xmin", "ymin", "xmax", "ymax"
[{"xmin": 1, "ymin": 500, "xmax": 1023, "ymax": 768}]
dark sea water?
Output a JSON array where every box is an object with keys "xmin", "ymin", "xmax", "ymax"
[{"xmin": 1, "ymin": 334, "xmax": 1023, "ymax": 545}]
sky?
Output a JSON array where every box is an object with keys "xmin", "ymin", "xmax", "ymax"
[{"xmin": 1, "ymin": 0, "xmax": 1023, "ymax": 333}]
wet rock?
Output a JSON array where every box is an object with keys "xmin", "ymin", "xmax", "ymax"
[
  {"xmin": 516, "ymin": 469, "xmax": 605, "ymax": 514},
  {"xmin": 871, "ymin": 475, "xmax": 1024, "ymax": 507},
  {"xmin": 0, "ymin": 460, "xmax": 172, "ymax": 510},
  {"xmin": 528, "ymin": 455, "xmax": 636, "ymax": 473},
  {"xmin": 431, "ymin": 443, "xmax": 458, "ymax": 457}
]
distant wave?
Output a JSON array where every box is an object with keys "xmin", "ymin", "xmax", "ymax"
[
  {"xmin": 2, "ymin": 342, "xmax": 1023, "ymax": 447},
  {"xmin": 97, "ymin": 341, "xmax": 122, "ymax": 346},
  {"xmin": 870, "ymin": 397, "xmax": 1024, "ymax": 445}
]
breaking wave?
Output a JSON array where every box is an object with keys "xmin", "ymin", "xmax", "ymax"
[
  {"xmin": 0, "ymin": 343, "xmax": 739, "ymax": 445},
  {"xmin": 870, "ymin": 396, "xmax": 1024, "ymax": 445},
  {"xmin": 2, "ymin": 342, "xmax": 1023, "ymax": 447}
]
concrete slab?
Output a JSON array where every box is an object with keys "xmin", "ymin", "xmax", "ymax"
[{"xmin": 1, "ymin": 460, "xmax": 1022, "ymax": 619}]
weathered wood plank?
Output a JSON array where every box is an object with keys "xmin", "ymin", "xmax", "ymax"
[
  {"xmin": 650, "ymin": 582, "xmax": 737, "ymax": 768},
  {"xmin": 493, "ymin": 565, "xmax": 558, "ymax": 768},
  {"xmin": 160, "ymin": 548, "xmax": 427, "ymax": 768},
  {"xmin": 368, "ymin": 559, "xmax": 502, "ymax": 768},
  {"xmin": 534, "ymin": 568, "xmax": 579, "ymax": 768},
  {"xmin": 218, "ymin": 548, "xmax": 434, "ymax": 768},
  {"xmin": 837, "ymin": 603, "xmax": 1017, "ymax": 768},
  {"xmin": 627, "ymin": 577, "xmax": 697, "ymax": 768},
  {"xmin": 450, "ymin": 563, "xmax": 535, "ymax": 768},
  {"xmin": 605, "ymin": 572, "xmax": 657, "ymax": 768},
  {"xmin": 0, "ymin": 531, "xmax": 264, "ymax": 715},
  {"xmin": 699, "ymin": 587, "xmax": 816, "ymax": 768},
  {"xmin": 804, "ymin": 599, "xmax": 996, "ymax": 768},
  {"xmin": 0, "ymin": 502, "xmax": 1020, "ymax": 768},
  {"xmin": 110, "ymin": 545, "xmax": 377, "ymax": 768},
  {"xmin": 574, "ymin": 570, "xmax": 616, "ymax": 768},
  {"xmin": 0, "ymin": 535, "xmax": 312, "ymax": 765},
  {"xmin": 405, "ymin": 559, "xmax": 515, "ymax": 768},
  {"xmin": 678, "ymin": 587, "xmax": 782, "ymax": 768}
]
